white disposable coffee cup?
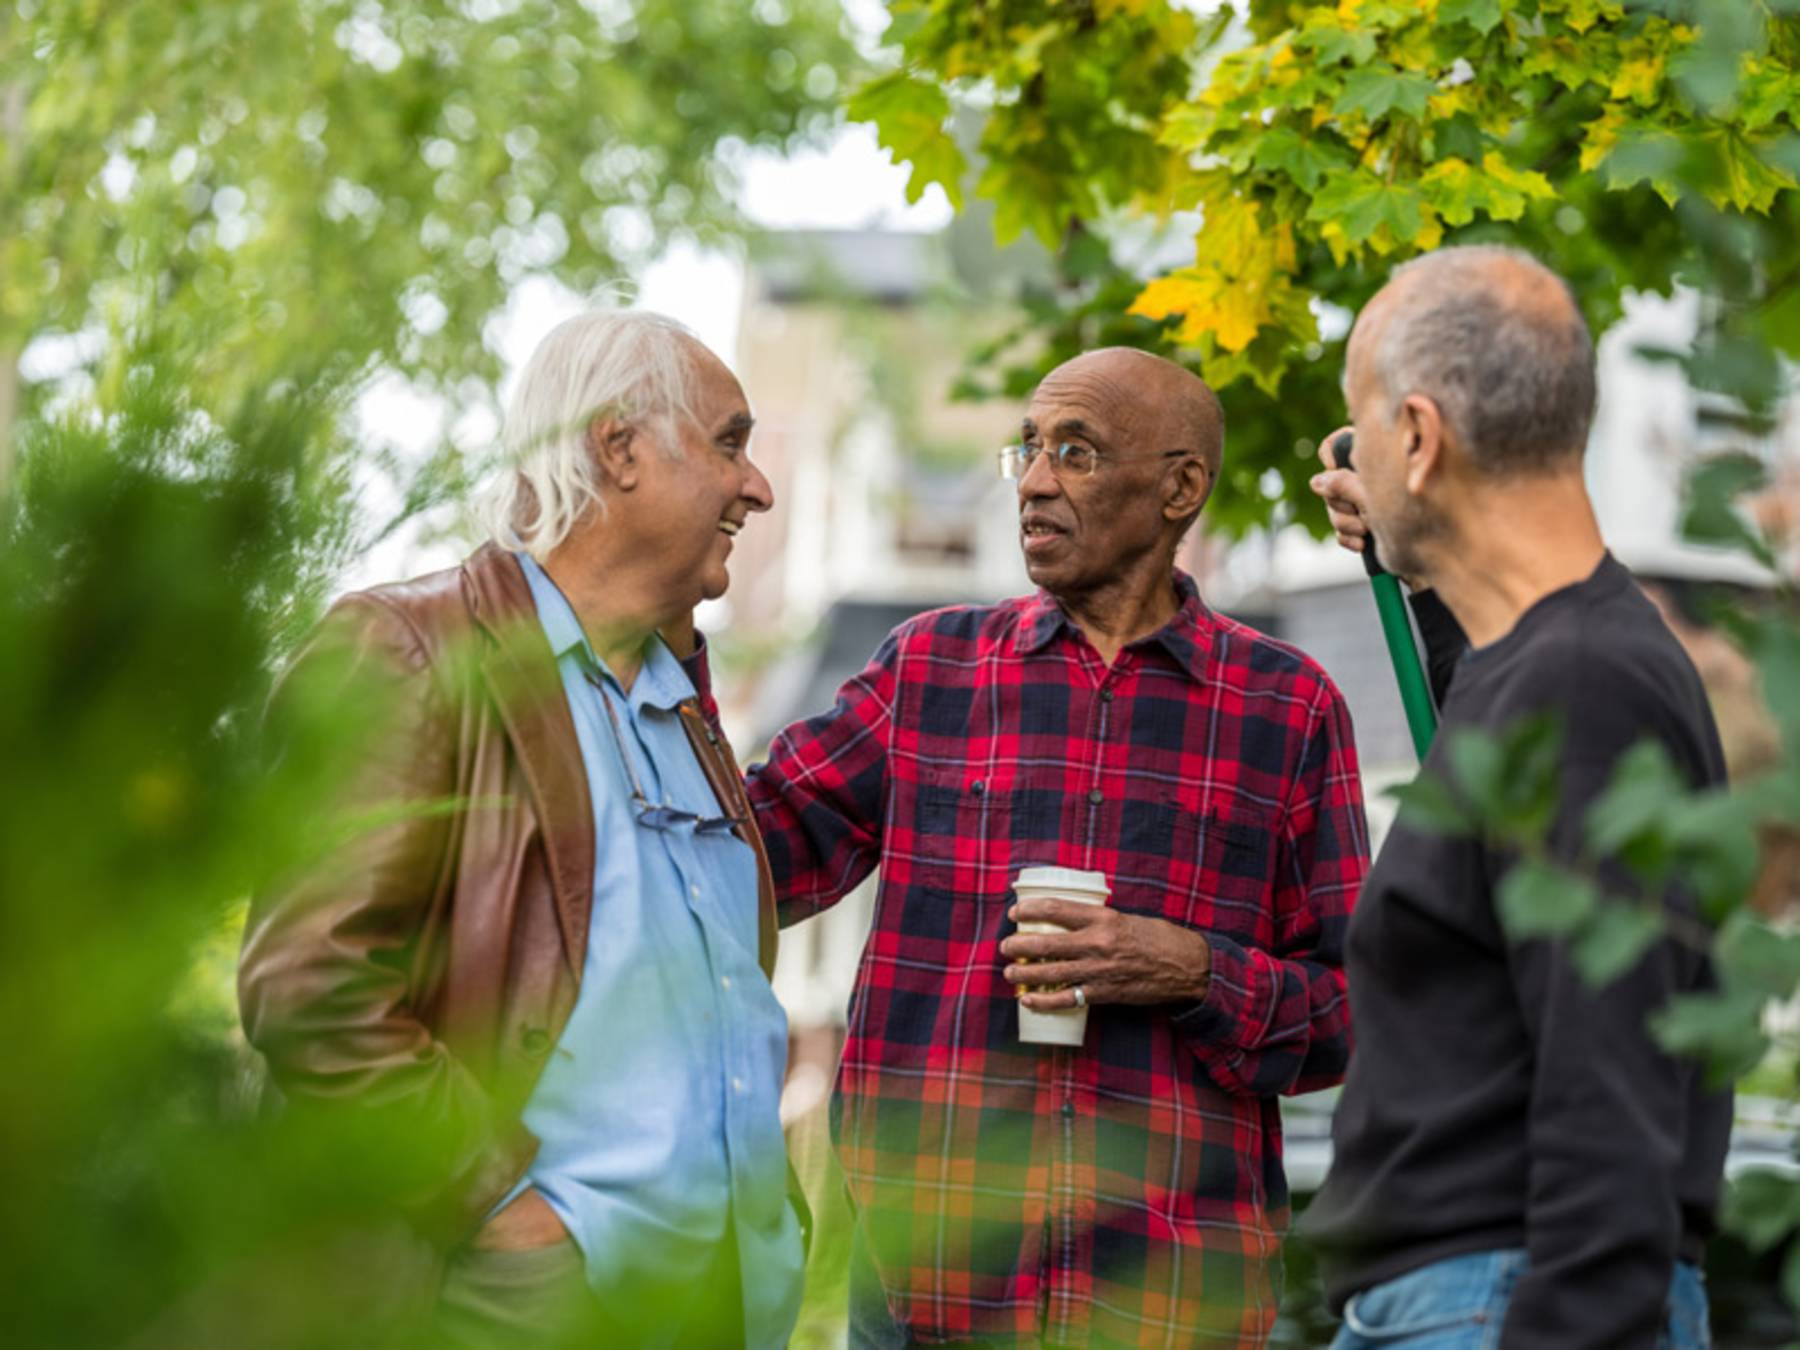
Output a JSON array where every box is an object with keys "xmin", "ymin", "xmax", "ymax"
[{"xmin": 1012, "ymin": 866, "xmax": 1111, "ymax": 1047}]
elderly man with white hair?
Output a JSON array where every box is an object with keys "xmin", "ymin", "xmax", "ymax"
[{"xmin": 239, "ymin": 311, "xmax": 802, "ymax": 1347}]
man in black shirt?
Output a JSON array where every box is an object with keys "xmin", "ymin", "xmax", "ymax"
[{"xmin": 1304, "ymin": 245, "xmax": 1730, "ymax": 1348}]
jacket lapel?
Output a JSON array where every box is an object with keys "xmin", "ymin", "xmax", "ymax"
[
  {"xmin": 678, "ymin": 700, "xmax": 779, "ymax": 979},
  {"xmin": 463, "ymin": 544, "xmax": 593, "ymax": 977}
]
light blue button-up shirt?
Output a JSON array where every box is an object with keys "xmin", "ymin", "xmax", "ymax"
[{"xmin": 508, "ymin": 554, "xmax": 802, "ymax": 1346}]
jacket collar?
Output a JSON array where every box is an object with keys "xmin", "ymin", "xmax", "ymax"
[
  {"xmin": 460, "ymin": 543, "xmax": 778, "ymax": 978},
  {"xmin": 1014, "ymin": 569, "xmax": 1216, "ymax": 684}
]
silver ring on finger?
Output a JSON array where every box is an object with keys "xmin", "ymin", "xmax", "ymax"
[{"xmin": 1072, "ymin": 985, "xmax": 1087, "ymax": 1009}]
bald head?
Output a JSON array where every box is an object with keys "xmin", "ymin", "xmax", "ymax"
[
  {"xmin": 1039, "ymin": 347, "xmax": 1226, "ymax": 481},
  {"xmin": 1354, "ymin": 245, "xmax": 1595, "ymax": 476}
]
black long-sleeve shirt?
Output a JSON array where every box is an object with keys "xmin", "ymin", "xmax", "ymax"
[{"xmin": 1304, "ymin": 555, "xmax": 1733, "ymax": 1348}]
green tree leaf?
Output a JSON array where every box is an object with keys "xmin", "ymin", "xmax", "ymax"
[
  {"xmin": 1441, "ymin": 0, "xmax": 1506, "ymax": 35},
  {"xmin": 1664, "ymin": 794, "xmax": 1763, "ymax": 920},
  {"xmin": 1252, "ymin": 127, "xmax": 1351, "ymax": 192},
  {"xmin": 1680, "ymin": 454, "xmax": 1779, "ymax": 571},
  {"xmin": 1715, "ymin": 912, "xmax": 1800, "ymax": 1001},
  {"xmin": 1306, "ymin": 173, "xmax": 1424, "ymax": 248},
  {"xmin": 1652, "ymin": 989, "xmax": 1772, "ymax": 1084},
  {"xmin": 847, "ymin": 71, "xmax": 968, "ymax": 209},
  {"xmin": 1387, "ymin": 769, "xmax": 1475, "ymax": 835},
  {"xmin": 1570, "ymin": 902, "xmax": 1664, "ymax": 984},
  {"xmin": 1297, "ymin": 25, "xmax": 1379, "ymax": 66},
  {"xmin": 1723, "ymin": 1169, "xmax": 1800, "ymax": 1253},
  {"xmin": 1584, "ymin": 740, "xmax": 1685, "ymax": 856},
  {"xmin": 1498, "ymin": 859, "xmax": 1598, "ymax": 939},
  {"xmin": 1332, "ymin": 66, "xmax": 1438, "ymax": 123}
]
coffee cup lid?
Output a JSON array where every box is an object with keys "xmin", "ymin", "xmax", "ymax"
[{"xmin": 1013, "ymin": 866, "xmax": 1110, "ymax": 896}]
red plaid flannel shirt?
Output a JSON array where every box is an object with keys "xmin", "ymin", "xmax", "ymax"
[{"xmin": 745, "ymin": 574, "xmax": 1367, "ymax": 1345}]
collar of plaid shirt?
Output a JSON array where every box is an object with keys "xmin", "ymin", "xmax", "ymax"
[
  {"xmin": 1012, "ymin": 570, "xmax": 1215, "ymax": 680},
  {"xmin": 740, "ymin": 568, "xmax": 1366, "ymax": 1347}
]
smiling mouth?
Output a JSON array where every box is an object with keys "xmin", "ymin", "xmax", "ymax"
[
  {"xmin": 718, "ymin": 519, "xmax": 741, "ymax": 537},
  {"xmin": 1021, "ymin": 519, "xmax": 1066, "ymax": 538}
]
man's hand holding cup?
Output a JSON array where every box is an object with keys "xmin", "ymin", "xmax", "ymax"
[{"xmin": 1001, "ymin": 867, "xmax": 1214, "ymax": 1047}]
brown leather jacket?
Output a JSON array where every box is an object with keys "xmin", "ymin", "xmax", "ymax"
[{"xmin": 239, "ymin": 543, "xmax": 777, "ymax": 1240}]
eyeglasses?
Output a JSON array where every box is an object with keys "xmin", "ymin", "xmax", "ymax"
[
  {"xmin": 586, "ymin": 671, "xmax": 745, "ymax": 833},
  {"xmin": 998, "ymin": 443, "xmax": 1198, "ymax": 480}
]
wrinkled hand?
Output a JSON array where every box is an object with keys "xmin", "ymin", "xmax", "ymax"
[
  {"xmin": 472, "ymin": 1188, "xmax": 571, "ymax": 1252},
  {"xmin": 999, "ymin": 898, "xmax": 1211, "ymax": 1011},
  {"xmin": 1308, "ymin": 428, "xmax": 1372, "ymax": 559}
]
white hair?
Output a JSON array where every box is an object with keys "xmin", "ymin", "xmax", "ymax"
[{"xmin": 476, "ymin": 309, "xmax": 701, "ymax": 559}]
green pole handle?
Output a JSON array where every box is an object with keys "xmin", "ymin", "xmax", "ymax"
[{"xmin": 1331, "ymin": 434, "xmax": 1439, "ymax": 759}]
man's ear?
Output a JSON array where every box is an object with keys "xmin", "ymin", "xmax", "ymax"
[
  {"xmin": 1398, "ymin": 395, "xmax": 1444, "ymax": 498},
  {"xmin": 587, "ymin": 416, "xmax": 639, "ymax": 491},
  {"xmin": 1163, "ymin": 456, "xmax": 1212, "ymax": 523}
]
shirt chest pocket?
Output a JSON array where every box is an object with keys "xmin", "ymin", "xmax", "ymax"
[
  {"xmin": 904, "ymin": 767, "xmax": 1061, "ymax": 904},
  {"xmin": 1170, "ymin": 803, "xmax": 1280, "ymax": 944}
]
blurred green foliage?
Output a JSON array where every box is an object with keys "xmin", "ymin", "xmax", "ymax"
[
  {"xmin": 0, "ymin": 341, "xmax": 405, "ymax": 1347},
  {"xmin": 0, "ymin": 3, "xmax": 859, "ymax": 1345},
  {"xmin": 854, "ymin": 0, "xmax": 1800, "ymax": 534},
  {"xmin": 0, "ymin": 0, "xmax": 855, "ymax": 486}
]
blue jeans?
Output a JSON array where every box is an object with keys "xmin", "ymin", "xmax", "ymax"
[{"xmin": 1329, "ymin": 1249, "xmax": 1710, "ymax": 1349}]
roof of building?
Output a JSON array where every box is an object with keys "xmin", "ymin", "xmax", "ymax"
[{"xmin": 751, "ymin": 230, "xmax": 945, "ymax": 305}]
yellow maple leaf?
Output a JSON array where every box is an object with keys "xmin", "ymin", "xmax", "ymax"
[
  {"xmin": 1128, "ymin": 271, "xmax": 1207, "ymax": 324},
  {"xmin": 1481, "ymin": 151, "xmax": 1556, "ymax": 199},
  {"xmin": 1610, "ymin": 55, "xmax": 1664, "ymax": 105},
  {"xmin": 1559, "ymin": 0, "xmax": 1623, "ymax": 36},
  {"xmin": 1318, "ymin": 219, "xmax": 1355, "ymax": 266},
  {"xmin": 1130, "ymin": 267, "xmax": 1262, "ymax": 353},
  {"xmin": 1182, "ymin": 280, "xmax": 1265, "ymax": 353},
  {"xmin": 1196, "ymin": 190, "xmax": 1264, "ymax": 278},
  {"xmin": 1579, "ymin": 108, "xmax": 1627, "ymax": 172},
  {"xmin": 1412, "ymin": 208, "xmax": 1445, "ymax": 251},
  {"xmin": 1429, "ymin": 87, "xmax": 1475, "ymax": 120},
  {"xmin": 1271, "ymin": 222, "xmax": 1298, "ymax": 272},
  {"xmin": 1132, "ymin": 216, "xmax": 1299, "ymax": 357}
]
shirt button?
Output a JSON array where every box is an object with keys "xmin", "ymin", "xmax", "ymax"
[
  {"xmin": 1087, "ymin": 788, "xmax": 1103, "ymax": 805},
  {"xmin": 970, "ymin": 779, "xmax": 986, "ymax": 795},
  {"xmin": 720, "ymin": 976, "xmax": 733, "ymax": 991},
  {"xmin": 1100, "ymin": 688, "xmax": 1115, "ymax": 703},
  {"xmin": 732, "ymin": 1077, "xmax": 746, "ymax": 1094},
  {"xmin": 1062, "ymin": 1099, "xmax": 1075, "ymax": 1118},
  {"xmin": 689, "ymin": 884, "xmax": 700, "ymax": 898},
  {"xmin": 520, "ymin": 1027, "xmax": 550, "ymax": 1056}
]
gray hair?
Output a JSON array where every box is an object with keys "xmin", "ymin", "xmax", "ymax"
[
  {"xmin": 476, "ymin": 309, "xmax": 700, "ymax": 559},
  {"xmin": 1375, "ymin": 244, "xmax": 1596, "ymax": 475}
]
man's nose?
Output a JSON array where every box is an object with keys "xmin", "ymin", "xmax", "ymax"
[
  {"xmin": 1018, "ymin": 450, "xmax": 1061, "ymax": 500},
  {"xmin": 743, "ymin": 459, "xmax": 774, "ymax": 513}
]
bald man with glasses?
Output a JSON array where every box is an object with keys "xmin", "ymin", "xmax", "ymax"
[{"xmin": 730, "ymin": 348, "xmax": 1370, "ymax": 1346}]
